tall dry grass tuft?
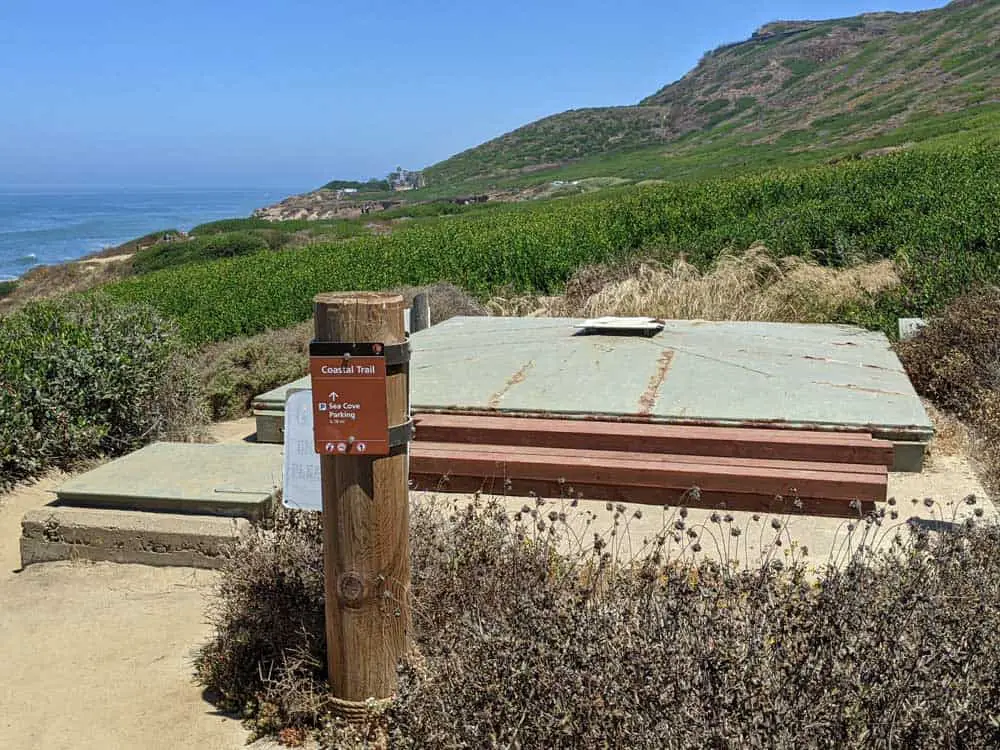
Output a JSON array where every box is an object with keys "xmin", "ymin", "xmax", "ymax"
[{"xmin": 489, "ymin": 245, "xmax": 899, "ymax": 323}]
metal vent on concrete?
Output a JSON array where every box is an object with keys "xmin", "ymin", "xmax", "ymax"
[{"xmin": 573, "ymin": 316, "xmax": 665, "ymax": 336}]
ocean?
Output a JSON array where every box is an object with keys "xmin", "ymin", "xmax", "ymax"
[{"xmin": 0, "ymin": 187, "xmax": 301, "ymax": 281}]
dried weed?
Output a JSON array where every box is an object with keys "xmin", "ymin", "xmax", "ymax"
[
  {"xmin": 489, "ymin": 245, "xmax": 899, "ymax": 322},
  {"xmin": 198, "ymin": 496, "xmax": 1000, "ymax": 749},
  {"xmin": 898, "ymin": 287, "xmax": 1000, "ymax": 494}
]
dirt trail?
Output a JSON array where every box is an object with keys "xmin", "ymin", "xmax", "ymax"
[{"xmin": 0, "ymin": 422, "xmax": 263, "ymax": 750}]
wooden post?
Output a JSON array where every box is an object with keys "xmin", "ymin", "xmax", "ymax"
[
  {"xmin": 313, "ymin": 292, "xmax": 410, "ymax": 705},
  {"xmin": 410, "ymin": 292, "xmax": 431, "ymax": 333}
]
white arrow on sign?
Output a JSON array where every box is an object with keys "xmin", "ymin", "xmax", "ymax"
[{"xmin": 328, "ymin": 391, "xmax": 339, "ymax": 401}]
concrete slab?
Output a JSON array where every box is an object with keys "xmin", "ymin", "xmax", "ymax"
[
  {"xmin": 410, "ymin": 317, "xmax": 932, "ymax": 442},
  {"xmin": 20, "ymin": 506, "xmax": 249, "ymax": 569},
  {"xmin": 55, "ymin": 442, "xmax": 283, "ymax": 520},
  {"xmin": 254, "ymin": 318, "xmax": 933, "ymax": 463}
]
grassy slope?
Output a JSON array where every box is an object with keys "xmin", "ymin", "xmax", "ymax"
[
  {"xmin": 98, "ymin": 142, "xmax": 1000, "ymax": 343},
  {"xmin": 421, "ymin": 0, "xmax": 1000, "ymax": 191}
]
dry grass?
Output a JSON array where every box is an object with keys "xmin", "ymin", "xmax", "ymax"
[
  {"xmin": 389, "ymin": 281, "xmax": 488, "ymax": 322},
  {"xmin": 0, "ymin": 256, "xmax": 133, "ymax": 315},
  {"xmin": 198, "ymin": 498, "xmax": 1000, "ymax": 749},
  {"xmin": 922, "ymin": 401, "xmax": 972, "ymax": 462},
  {"xmin": 488, "ymin": 245, "xmax": 900, "ymax": 322}
]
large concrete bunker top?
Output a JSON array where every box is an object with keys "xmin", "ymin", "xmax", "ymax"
[{"xmin": 408, "ymin": 316, "xmax": 933, "ymax": 442}]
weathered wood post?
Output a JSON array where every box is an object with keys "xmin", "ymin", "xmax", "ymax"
[
  {"xmin": 310, "ymin": 292, "xmax": 411, "ymax": 711},
  {"xmin": 410, "ymin": 292, "xmax": 431, "ymax": 333}
]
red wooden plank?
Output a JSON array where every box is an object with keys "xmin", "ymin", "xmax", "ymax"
[
  {"xmin": 412, "ymin": 414, "xmax": 895, "ymax": 467},
  {"xmin": 413, "ymin": 413, "xmax": 881, "ymax": 445},
  {"xmin": 408, "ymin": 474, "xmax": 877, "ymax": 519},
  {"xmin": 410, "ymin": 443, "xmax": 887, "ymax": 502},
  {"xmin": 414, "ymin": 440, "xmax": 888, "ymax": 475}
]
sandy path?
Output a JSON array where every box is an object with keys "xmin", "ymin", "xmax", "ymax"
[
  {"xmin": 77, "ymin": 252, "xmax": 134, "ymax": 266},
  {"xmin": 0, "ymin": 423, "xmax": 261, "ymax": 750}
]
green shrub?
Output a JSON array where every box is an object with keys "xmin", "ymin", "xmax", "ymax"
[
  {"xmin": 97, "ymin": 228, "xmax": 182, "ymax": 257},
  {"xmin": 196, "ymin": 322, "xmax": 311, "ymax": 421},
  {"xmin": 0, "ymin": 297, "xmax": 205, "ymax": 491},
  {"xmin": 0, "ymin": 279, "xmax": 16, "ymax": 299},
  {"xmin": 783, "ymin": 57, "xmax": 821, "ymax": 77},
  {"xmin": 132, "ymin": 231, "xmax": 270, "ymax": 274},
  {"xmin": 190, "ymin": 218, "xmax": 285, "ymax": 235},
  {"xmin": 197, "ymin": 499, "xmax": 1000, "ymax": 748}
]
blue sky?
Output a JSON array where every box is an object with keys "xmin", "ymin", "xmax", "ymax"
[{"xmin": 0, "ymin": 0, "xmax": 946, "ymax": 190}]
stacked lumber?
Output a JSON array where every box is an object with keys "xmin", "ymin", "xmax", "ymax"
[{"xmin": 409, "ymin": 414, "xmax": 892, "ymax": 518}]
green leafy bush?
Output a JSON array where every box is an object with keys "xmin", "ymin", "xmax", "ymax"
[
  {"xmin": 196, "ymin": 323, "xmax": 311, "ymax": 421},
  {"xmin": 132, "ymin": 231, "xmax": 270, "ymax": 274},
  {"xmin": 190, "ymin": 218, "xmax": 291, "ymax": 235},
  {"xmin": 197, "ymin": 499, "xmax": 1000, "ymax": 748},
  {"xmin": 0, "ymin": 297, "xmax": 205, "ymax": 491},
  {"xmin": 190, "ymin": 217, "xmax": 369, "ymax": 243}
]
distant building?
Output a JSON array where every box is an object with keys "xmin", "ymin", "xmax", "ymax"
[{"xmin": 389, "ymin": 167, "xmax": 424, "ymax": 191}]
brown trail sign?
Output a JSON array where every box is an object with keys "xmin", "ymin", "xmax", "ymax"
[
  {"xmin": 309, "ymin": 342, "xmax": 390, "ymax": 456},
  {"xmin": 311, "ymin": 292, "xmax": 411, "ymax": 712}
]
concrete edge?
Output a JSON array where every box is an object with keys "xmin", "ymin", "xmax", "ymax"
[
  {"xmin": 20, "ymin": 507, "xmax": 250, "ymax": 570},
  {"xmin": 892, "ymin": 441, "xmax": 927, "ymax": 473},
  {"xmin": 51, "ymin": 491, "xmax": 275, "ymax": 521},
  {"xmin": 19, "ymin": 539, "xmax": 232, "ymax": 570}
]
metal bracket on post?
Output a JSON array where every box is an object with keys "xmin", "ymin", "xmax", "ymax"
[
  {"xmin": 388, "ymin": 418, "xmax": 414, "ymax": 449},
  {"xmin": 309, "ymin": 339, "xmax": 411, "ymax": 367}
]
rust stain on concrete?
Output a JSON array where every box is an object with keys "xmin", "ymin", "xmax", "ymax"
[
  {"xmin": 488, "ymin": 361, "xmax": 534, "ymax": 409},
  {"xmin": 812, "ymin": 381, "xmax": 906, "ymax": 397},
  {"xmin": 638, "ymin": 350, "xmax": 674, "ymax": 415}
]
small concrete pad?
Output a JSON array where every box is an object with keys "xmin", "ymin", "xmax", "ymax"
[
  {"xmin": 254, "ymin": 380, "xmax": 309, "ymax": 444},
  {"xmin": 898, "ymin": 318, "xmax": 927, "ymax": 341},
  {"xmin": 55, "ymin": 442, "xmax": 283, "ymax": 520},
  {"xmin": 20, "ymin": 506, "xmax": 249, "ymax": 569}
]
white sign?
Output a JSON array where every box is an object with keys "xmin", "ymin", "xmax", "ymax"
[
  {"xmin": 283, "ymin": 381, "xmax": 413, "ymax": 512},
  {"xmin": 282, "ymin": 389, "xmax": 322, "ymax": 511}
]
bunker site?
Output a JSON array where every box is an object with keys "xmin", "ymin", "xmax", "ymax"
[{"xmin": 21, "ymin": 305, "xmax": 990, "ymax": 572}]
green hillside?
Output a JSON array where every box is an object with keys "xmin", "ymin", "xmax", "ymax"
[
  {"xmin": 423, "ymin": 0, "xmax": 1000, "ymax": 189},
  {"xmin": 100, "ymin": 143, "xmax": 1000, "ymax": 343}
]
